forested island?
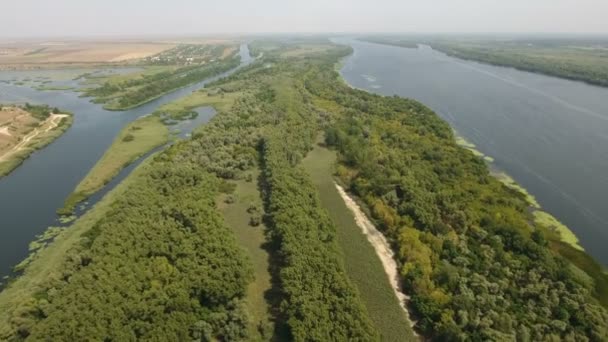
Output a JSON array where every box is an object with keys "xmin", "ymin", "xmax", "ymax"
[
  {"xmin": 0, "ymin": 39, "xmax": 606, "ymax": 341},
  {"xmin": 361, "ymin": 36, "xmax": 608, "ymax": 87},
  {"xmin": 0, "ymin": 104, "xmax": 72, "ymax": 177}
]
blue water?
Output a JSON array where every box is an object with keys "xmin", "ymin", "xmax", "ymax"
[
  {"xmin": 335, "ymin": 38, "xmax": 608, "ymax": 266},
  {"xmin": 0, "ymin": 44, "xmax": 253, "ymax": 277}
]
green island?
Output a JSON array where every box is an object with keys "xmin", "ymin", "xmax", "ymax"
[
  {"xmin": 0, "ymin": 103, "xmax": 73, "ymax": 177},
  {"xmin": 59, "ymin": 88, "xmax": 243, "ymax": 214},
  {"xmin": 361, "ymin": 36, "xmax": 608, "ymax": 87},
  {"xmin": 0, "ymin": 38, "xmax": 607, "ymax": 342},
  {"xmin": 82, "ymin": 44, "xmax": 242, "ymax": 110}
]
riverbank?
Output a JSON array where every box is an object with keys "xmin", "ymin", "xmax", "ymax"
[
  {"xmin": 83, "ymin": 49, "xmax": 241, "ymax": 111},
  {"xmin": 0, "ymin": 105, "xmax": 73, "ymax": 177},
  {"xmin": 0, "ymin": 153, "xmax": 157, "ymax": 339},
  {"xmin": 453, "ymin": 134, "xmax": 608, "ymax": 306},
  {"xmin": 454, "ymin": 134, "xmax": 584, "ymax": 250},
  {"xmin": 59, "ymin": 114, "xmax": 169, "ymax": 214},
  {"xmin": 358, "ymin": 37, "xmax": 608, "ymax": 88},
  {"xmin": 0, "ymin": 43, "xmax": 253, "ymax": 279}
]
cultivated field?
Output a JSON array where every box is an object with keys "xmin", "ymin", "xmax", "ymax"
[{"xmin": 0, "ymin": 40, "xmax": 175, "ymax": 69}]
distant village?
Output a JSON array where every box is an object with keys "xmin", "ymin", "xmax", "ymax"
[{"xmin": 145, "ymin": 44, "xmax": 223, "ymax": 66}]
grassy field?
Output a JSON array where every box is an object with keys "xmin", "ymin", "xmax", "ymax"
[
  {"xmin": 217, "ymin": 168, "xmax": 275, "ymax": 340},
  {"xmin": 301, "ymin": 141, "xmax": 416, "ymax": 342},
  {"xmin": 0, "ymin": 40, "xmax": 174, "ymax": 70},
  {"xmin": 60, "ymin": 115, "xmax": 168, "ymax": 214},
  {"xmin": 0, "ymin": 153, "xmax": 157, "ymax": 339},
  {"xmin": 156, "ymin": 89, "xmax": 242, "ymax": 118}
]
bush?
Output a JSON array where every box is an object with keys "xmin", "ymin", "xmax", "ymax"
[
  {"xmin": 122, "ymin": 134, "xmax": 135, "ymax": 142},
  {"xmin": 249, "ymin": 215, "xmax": 261, "ymax": 227}
]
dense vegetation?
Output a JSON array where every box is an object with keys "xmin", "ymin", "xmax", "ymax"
[
  {"xmin": 362, "ymin": 36, "xmax": 608, "ymax": 87},
  {"xmin": 162, "ymin": 51, "xmax": 379, "ymax": 339},
  {"xmin": 305, "ymin": 61, "xmax": 608, "ymax": 339},
  {"xmin": 253, "ymin": 73, "xmax": 379, "ymax": 339},
  {"xmin": 84, "ymin": 45, "xmax": 241, "ymax": 110},
  {"xmin": 20, "ymin": 103, "xmax": 61, "ymax": 120},
  {"xmin": 3, "ymin": 146, "xmax": 254, "ymax": 340},
  {"xmin": 2, "ymin": 38, "xmax": 607, "ymax": 341}
]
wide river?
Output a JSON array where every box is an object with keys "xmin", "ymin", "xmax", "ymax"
[
  {"xmin": 0, "ymin": 44, "xmax": 253, "ymax": 277},
  {"xmin": 335, "ymin": 38, "xmax": 608, "ymax": 266}
]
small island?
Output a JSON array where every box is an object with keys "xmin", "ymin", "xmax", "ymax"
[{"xmin": 0, "ymin": 103, "xmax": 73, "ymax": 177}]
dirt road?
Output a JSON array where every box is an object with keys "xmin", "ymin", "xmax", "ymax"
[{"xmin": 0, "ymin": 114, "xmax": 68, "ymax": 162}]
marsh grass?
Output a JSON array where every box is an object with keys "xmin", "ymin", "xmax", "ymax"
[
  {"xmin": 59, "ymin": 115, "xmax": 168, "ymax": 214},
  {"xmin": 301, "ymin": 140, "xmax": 416, "ymax": 342},
  {"xmin": 217, "ymin": 168, "xmax": 276, "ymax": 341}
]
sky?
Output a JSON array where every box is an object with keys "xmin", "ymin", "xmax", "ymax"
[{"xmin": 2, "ymin": 0, "xmax": 608, "ymax": 37}]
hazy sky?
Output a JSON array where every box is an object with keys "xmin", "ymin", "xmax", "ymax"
[{"xmin": 2, "ymin": 0, "xmax": 608, "ymax": 37}]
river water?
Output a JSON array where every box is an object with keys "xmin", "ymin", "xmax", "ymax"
[
  {"xmin": 0, "ymin": 44, "xmax": 252, "ymax": 277},
  {"xmin": 334, "ymin": 38, "xmax": 608, "ymax": 266}
]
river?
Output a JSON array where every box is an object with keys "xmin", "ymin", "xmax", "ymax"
[
  {"xmin": 334, "ymin": 37, "xmax": 608, "ymax": 266},
  {"xmin": 0, "ymin": 44, "xmax": 253, "ymax": 277}
]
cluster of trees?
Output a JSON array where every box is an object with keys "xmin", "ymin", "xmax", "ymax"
[
  {"xmin": 254, "ymin": 75, "xmax": 377, "ymax": 339},
  {"xmin": 7, "ymin": 152, "xmax": 253, "ymax": 340},
  {"xmin": 22, "ymin": 103, "xmax": 60, "ymax": 120},
  {"xmin": 261, "ymin": 133, "xmax": 379, "ymax": 340},
  {"xmin": 165, "ymin": 52, "xmax": 379, "ymax": 339},
  {"xmin": 305, "ymin": 59, "xmax": 608, "ymax": 339},
  {"xmin": 86, "ymin": 55, "xmax": 241, "ymax": 110}
]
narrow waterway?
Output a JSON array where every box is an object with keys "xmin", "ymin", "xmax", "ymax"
[
  {"xmin": 0, "ymin": 44, "xmax": 253, "ymax": 277},
  {"xmin": 334, "ymin": 37, "xmax": 608, "ymax": 266}
]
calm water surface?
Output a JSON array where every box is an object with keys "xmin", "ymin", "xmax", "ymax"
[
  {"xmin": 0, "ymin": 44, "xmax": 252, "ymax": 277},
  {"xmin": 334, "ymin": 38, "xmax": 608, "ymax": 266}
]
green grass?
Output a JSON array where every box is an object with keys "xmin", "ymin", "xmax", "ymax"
[
  {"xmin": 60, "ymin": 115, "xmax": 168, "ymax": 214},
  {"xmin": 158, "ymin": 89, "xmax": 243, "ymax": 117},
  {"xmin": 84, "ymin": 66, "xmax": 175, "ymax": 86},
  {"xmin": 454, "ymin": 135, "xmax": 587, "ymax": 252},
  {"xmin": 0, "ymin": 153, "xmax": 157, "ymax": 339},
  {"xmin": 534, "ymin": 210, "xmax": 584, "ymax": 250},
  {"xmin": 34, "ymin": 85, "xmax": 75, "ymax": 91},
  {"xmin": 301, "ymin": 141, "xmax": 416, "ymax": 342},
  {"xmin": 217, "ymin": 168, "xmax": 274, "ymax": 341}
]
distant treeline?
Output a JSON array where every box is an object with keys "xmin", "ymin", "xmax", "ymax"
[
  {"xmin": 360, "ymin": 37, "xmax": 608, "ymax": 87},
  {"xmin": 432, "ymin": 43, "xmax": 608, "ymax": 87}
]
